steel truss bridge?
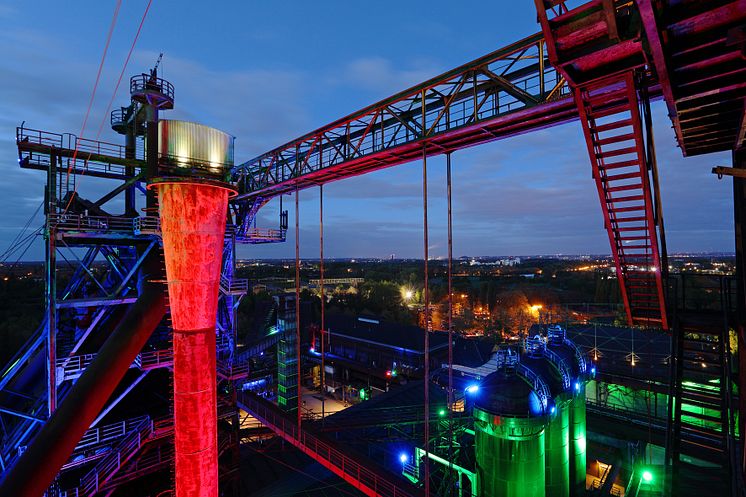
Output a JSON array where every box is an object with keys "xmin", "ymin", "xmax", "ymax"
[{"xmin": 2, "ymin": 1, "xmax": 745, "ymax": 497}]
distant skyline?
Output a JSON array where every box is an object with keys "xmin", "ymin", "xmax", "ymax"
[{"xmin": 0, "ymin": 1, "xmax": 735, "ymax": 261}]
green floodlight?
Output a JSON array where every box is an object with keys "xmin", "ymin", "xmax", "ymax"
[
  {"xmin": 438, "ymin": 409, "xmax": 446, "ymax": 417},
  {"xmin": 642, "ymin": 470, "xmax": 653, "ymax": 483}
]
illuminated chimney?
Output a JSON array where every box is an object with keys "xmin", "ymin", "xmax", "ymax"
[{"xmin": 148, "ymin": 121, "xmax": 235, "ymax": 497}]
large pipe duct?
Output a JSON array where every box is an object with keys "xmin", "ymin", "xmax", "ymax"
[
  {"xmin": 0, "ymin": 251, "xmax": 166, "ymax": 497},
  {"xmin": 150, "ymin": 175, "xmax": 233, "ymax": 497}
]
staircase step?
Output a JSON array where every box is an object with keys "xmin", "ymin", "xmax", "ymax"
[
  {"xmin": 596, "ymin": 132, "xmax": 635, "ymax": 147},
  {"xmin": 681, "ymin": 391, "xmax": 722, "ymax": 406},
  {"xmin": 629, "ymin": 292, "xmax": 660, "ymax": 299},
  {"xmin": 605, "ymin": 171, "xmax": 642, "ymax": 182},
  {"xmin": 680, "ymin": 424, "xmax": 725, "ymax": 440},
  {"xmin": 602, "ymin": 158, "xmax": 640, "ymax": 170},
  {"xmin": 614, "ymin": 215, "xmax": 647, "ymax": 223},
  {"xmin": 680, "ymin": 399, "xmax": 723, "ymax": 413},
  {"xmin": 588, "ymin": 102, "xmax": 632, "ymax": 120},
  {"xmin": 679, "ymin": 439, "xmax": 726, "ymax": 460},
  {"xmin": 681, "ymin": 409, "xmax": 724, "ymax": 424},
  {"xmin": 607, "ymin": 183, "xmax": 643, "ymax": 193},
  {"xmin": 610, "ymin": 205, "xmax": 646, "ymax": 214},
  {"xmin": 610, "ymin": 195, "xmax": 645, "ymax": 205},
  {"xmin": 598, "ymin": 146, "xmax": 638, "ymax": 159},
  {"xmin": 592, "ymin": 118, "xmax": 633, "ymax": 134},
  {"xmin": 620, "ymin": 244, "xmax": 650, "ymax": 249},
  {"xmin": 618, "ymin": 235, "xmax": 651, "ymax": 241}
]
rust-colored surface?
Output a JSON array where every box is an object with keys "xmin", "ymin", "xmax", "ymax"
[{"xmin": 154, "ymin": 181, "xmax": 230, "ymax": 497}]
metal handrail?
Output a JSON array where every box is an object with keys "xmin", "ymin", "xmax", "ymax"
[
  {"xmin": 72, "ymin": 415, "xmax": 150, "ymax": 454},
  {"xmin": 544, "ymin": 347, "xmax": 572, "ymax": 390},
  {"xmin": 236, "ymin": 391, "xmax": 420, "ymax": 497},
  {"xmin": 49, "ymin": 214, "xmax": 135, "ymax": 233},
  {"xmin": 63, "ymin": 416, "xmax": 153, "ymax": 497},
  {"xmin": 517, "ymin": 363, "xmax": 551, "ymax": 413},
  {"xmin": 235, "ymin": 227, "xmax": 286, "ymax": 242},
  {"xmin": 220, "ymin": 276, "xmax": 249, "ymax": 295},
  {"xmin": 55, "ymin": 350, "xmax": 172, "ymax": 384},
  {"xmin": 130, "ymin": 74, "xmax": 174, "ymax": 101},
  {"xmin": 132, "ymin": 216, "xmax": 160, "ymax": 235},
  {"xmin": 564, "ymin": 338, "xmax": 588, "ymax": 375}
]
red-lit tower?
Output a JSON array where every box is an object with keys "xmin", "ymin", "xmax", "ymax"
[{"xmin": 149, "ymin": 121, "xmax": 236, "ymax": 497}]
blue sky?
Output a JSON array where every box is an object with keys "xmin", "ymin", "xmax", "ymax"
[{"xmin": 0, "ymin": 1, "xmax": 735, "ymax": 260}]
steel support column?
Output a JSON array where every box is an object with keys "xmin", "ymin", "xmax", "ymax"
[
  {"xmin": 733, "ymin": 146, "xmax": 746, "ymax": 476},
  {"xmin": 295, "ymin": 188, "xmax": 302, "ymax": 431},
  {"xmin": 46, "ymin": 149, "xmax": 57, "ymax": 417},
  {"xmin": 320, "ymin": 185, "xmax": 326, "ymax": 422},
  {"xmin": 422, "ymin": 145, "xmax": 430, "ymax": 497}
]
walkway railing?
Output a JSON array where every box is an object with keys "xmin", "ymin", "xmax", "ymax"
[
  {"xmin": 56, "ymin": 349, "xmax": 173, "ymax": 383},
  {"xmin": 236, "ymin": 390, "xmax": 422, "ymax": 497},
  {"xmin": 61, "ymin": 417, "xmax": 153, "ymax": 497}
]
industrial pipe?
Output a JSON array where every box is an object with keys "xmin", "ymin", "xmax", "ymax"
[
  {"xmin": 0, "ymin": 251, "xmax": 166, "ymax": 497},
  {"xmin": 150, "ymin": 178, "xmax": 233, "ymax": 497}
]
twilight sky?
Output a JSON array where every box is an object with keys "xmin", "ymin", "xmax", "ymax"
[{"xmin": 0, "ymin": 1, "xmax": 735, "ymax": 260}]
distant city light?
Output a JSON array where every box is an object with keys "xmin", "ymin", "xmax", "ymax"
[
  {"xmin": 399, "ymin": 453, "xmax": 408, "ymax": 464},
  {"xmin": 466, "ymin": 384, "xmax": 479, "ymax": 394}
]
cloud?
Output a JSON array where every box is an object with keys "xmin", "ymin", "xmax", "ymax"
[
  {"xmin": 334, "ymin": 56, "xmax": 440, "ymax": 96},
  {"xmin": 0, "ymin": 9, "xmax": 736, "ymax": 261}
]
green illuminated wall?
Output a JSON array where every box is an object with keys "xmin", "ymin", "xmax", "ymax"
[
  {"xmin": 570, "ymin": 385, "xmax": 587, "ymax": 496},
  {"xmin": 474, "ymin": 408, "xmax": 546, "ymax": 497},
  {"xmin": 546, "ymin": 399, "xmax": 570, "ymax": 497},
  {"xmin": 275, "ymin": 295, "xmax": 297, "ymax": 414},
  {"xmin": 586, "ymin": 379, "xmax": 739, "ymax": 437}
]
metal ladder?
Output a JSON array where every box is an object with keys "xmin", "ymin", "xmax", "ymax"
[{"xmin": 575, "ymin": 72, "xmax": 667, "ymax": 329}]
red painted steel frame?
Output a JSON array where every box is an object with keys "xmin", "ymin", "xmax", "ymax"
[{"xmin": 152, "ymin": 180, "xmax": 233, "ymax": 497}]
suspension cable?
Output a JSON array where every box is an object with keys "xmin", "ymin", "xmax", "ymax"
[
  {"xmin": 95, "ymin": 0, "xmax": 155, "ymax": 140},
  {"xmin": 422, "ymin": 144, "xmax": 430, "ymax": 497},
  {"xmin": 295, "ymin": 188, "xmax": 302, "ymax": 431},
  {"xmin": 61, "ymin": 1, "xmax": 121, "ymax": 215},
  {"xmin": 320, "ymin": 185, "xmax": 326, "ymax": 423},
  {"xmin": 446, "ymin": 151, "xmax": 454, "ymax": 495},
  {"xmin": 0, "ymin": 200, "xmax": 43, "ymax": 262}
]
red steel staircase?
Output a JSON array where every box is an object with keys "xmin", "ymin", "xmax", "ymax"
[
  {"xmin": 535, "ymin": 0, "xmax": 668, "ymax": 329},
  {"xmin": 576, "ymin": 73, "xmax": 667, "ymax": 329}
]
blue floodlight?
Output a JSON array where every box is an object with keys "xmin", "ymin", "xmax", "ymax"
[
  {"xmin": 574, "ymin": 381, "xmax": 580, "ymax": 392},
  {"xmin": 466, "ymin": 384, "xmax": 479, "ymax": 394},
  {"xmin": 399, "ymin": 453, "xmax": 409, "ymax": 464}
]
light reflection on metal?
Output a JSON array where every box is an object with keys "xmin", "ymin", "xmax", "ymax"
[{"xmin": 158, "ymin": 120, "xmax": 234, "ymax": 174}]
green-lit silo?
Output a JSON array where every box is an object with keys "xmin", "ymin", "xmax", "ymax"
[
  {"xmin": 522, "ymin": 336, "xmax": 573, "ymax": 497},
  {"xmin": 546, "ymin": 325, "xmax": 591, "ymax": 497},
  {"xmin": 473, "ymin": 348, "xmax": 550, "ymax": 497}
]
